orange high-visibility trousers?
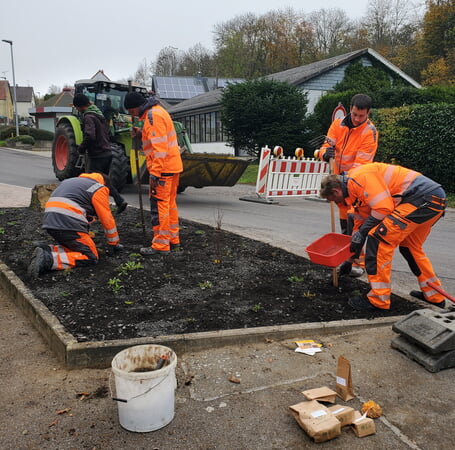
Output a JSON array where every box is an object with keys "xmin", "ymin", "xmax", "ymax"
[
  {"xmin": 149, "ymin": 173, "xmax": 180, "ymax": 252},
  {"xmin": 46, "ymin": 230, "xmax": 99, "ymax": 269},
  {"xmin": 365, "ymin": 198, "xmax": 446, "ymax": 309}
]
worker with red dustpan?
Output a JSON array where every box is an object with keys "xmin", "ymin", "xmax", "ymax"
[
  {"xmin": 314, "ymin": 94, "xmax": 378, "ymax": 278},
  {"xmin": 319, "ymin": 162, "xmax": 447, "ymax": 311}
]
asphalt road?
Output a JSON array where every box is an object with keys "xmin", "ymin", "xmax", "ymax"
[{"xmin": 1, "ymin": 147, "xmax": 454, "ymax": 300}]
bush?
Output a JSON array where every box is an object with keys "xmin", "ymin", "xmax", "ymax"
[
  {"xmin": 0, "ymin": 125, "xmax": 54, "ymax": 141},
  {"xmin": 221, "ymin": 79, "xmax": 310, "ymax": 157},
  {"xmin": 7, "ymin": 135, "xmax": 36, "ymax": 145},
  {"xmin": 373, "ymin": 104, "xmax": 455, "ymax": 192}
]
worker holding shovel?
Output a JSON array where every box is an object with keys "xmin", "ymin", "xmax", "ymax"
[
  {"xmin": 315, "ymin": 94, "xmax": 378, "ymax": 277},
  {"xmin": 320, "ymin": 162, "xmax": 447, "ymax": 311},
  {"xmin": 124, "ymin": 92, "xmax": 183, "ymax": 256}
]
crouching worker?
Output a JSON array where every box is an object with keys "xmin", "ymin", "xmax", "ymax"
[
  {"xmin": 28, "ymin": 172, "xmax": 123, "ymax": 278},
  {"xmin": 320, "ymin": 162, "xmax": 447, "ymax": 311}
]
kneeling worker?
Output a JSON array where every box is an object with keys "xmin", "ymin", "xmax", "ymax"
[
  {"xmin": 28, "ymin": 172, "xmax": 123, "ymax": 278},
  {"xmin": 320, "ymin": 162, "xmax": 447, "ymax": 311}
]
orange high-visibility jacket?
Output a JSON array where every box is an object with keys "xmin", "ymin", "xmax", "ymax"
[
  {"xmin": 344, "ymin": 163, "xmax": 438, "ymax": 221},
  {"xmin": 139, "ymin": 105, "xmax": 183, "ymax": 177},
  {"xmin": 319, "ymin": 115, "xmax": 378, "ymax": 174},
  {"xmin": 43, "ymin": 173, "xmax": 119, "ymax": 246}
]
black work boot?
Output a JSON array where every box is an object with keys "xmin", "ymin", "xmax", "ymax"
[
  {"xmin": 410, "ymin": 290, "xmax": 445, "ymax": 309},
  {"xmin": 28, "ymin": 247, "xmax": 53, "ymax": 278}
]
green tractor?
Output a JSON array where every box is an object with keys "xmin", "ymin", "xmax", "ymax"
[{"xmin": 52, "ymin": 79, "xmax": 250, "ymax": 192}]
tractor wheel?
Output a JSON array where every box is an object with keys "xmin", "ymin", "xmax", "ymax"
[
  {"xmin": 110, "ymin": 143, "xmax": 129, "ymax": 193},
  {"xmin": 52, "ymin": 122, "xmax": 82, "ymax": 180}
]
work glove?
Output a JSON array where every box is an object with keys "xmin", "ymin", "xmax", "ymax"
[
  {"xmin": 339, "ymin": 261, "xmax": 353, "ymax": 276},
  {"xmin": 77, "ymin": 146, "xmax": 85, "ymax": 155},
  {"xmin": 350, "ymin": 231, "xmax": 366, "ymax": 257},
  {"xmin": 322, "ymin": 146, "xmax": 335, "ymax": 162}
]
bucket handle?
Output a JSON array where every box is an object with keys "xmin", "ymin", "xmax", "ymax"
[{"xmin": 109, "ymin": 369, "xmax": 169, "ymax": 403}]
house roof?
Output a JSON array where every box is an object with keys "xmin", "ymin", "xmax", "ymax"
[
  {"xmin": 15, "ymin": 86, "xmax": 34, "ymax": 102},
  {"xmin": 90, "ymin": 70, "xmax": 111, "ymax": 81},
  {"xmin": 43, "ymin": 88, "xmax": 74, "ymax": 107},
  {"xmin": 168, "ymin": 88, "xmax": 223, "ymax": 115},
  {"xmin": 265, "ymin": 48, "xmax": 421, "ymax": 88},
  {"xmin": 168, "ymin": 48, "xmax": 421, "ymax": 116}
]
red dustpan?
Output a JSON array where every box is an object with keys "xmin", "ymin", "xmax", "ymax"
[{"xmin": 306, "ymin": 233, "xmax": 354, "ymax": 268}]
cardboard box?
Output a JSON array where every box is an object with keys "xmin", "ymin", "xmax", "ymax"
[
  {"xmin": 302, "ymin": 386, "xmax": 337, "ymax": 404},
  {"xmin": 351, "ymin": 411, "xmax": 376, "ymax": 437},
  {"xmin": 336, "ymin": 356, "xmax": 354, "ymax": 401},
  {"xmin": 328, "ymin": 405, "xmax": 355, "ymax": 426},
  {"xmin": 289, "ymin": 400, "xmax": 341, "ymax": 443}
]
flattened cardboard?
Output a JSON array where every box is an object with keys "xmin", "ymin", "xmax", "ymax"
[
  {"xmin": 352, "ymin": 411, "xmax": 376, "ymax": 437},
  {"xmin": 289, "ymin": 400, "xmax": 341, "ymax": 443},
  {"xmin": 302, "ymin": 386, "xmax": 337, "ymax": 404},
  {"xmin": 336, "ymin": 356, "xmax": 354, "ymax": 401},
  {"xmin": 328, "ymin": 405, "xmax": 355, "ymax": 426}
]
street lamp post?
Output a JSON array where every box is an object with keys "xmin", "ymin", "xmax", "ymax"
[{"xmin": 2, "ymin": 39, "xmax": 19, "ymax": 136}]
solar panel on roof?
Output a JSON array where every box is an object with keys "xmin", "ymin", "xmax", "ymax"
[{"xmin": 155, "ymin": 76, "xmax": 205, "ymax": 99}]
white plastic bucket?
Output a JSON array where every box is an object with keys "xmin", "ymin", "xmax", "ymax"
[{"xmin": 111, "ymin": 344, "xmax": 177, "ymax": 432}]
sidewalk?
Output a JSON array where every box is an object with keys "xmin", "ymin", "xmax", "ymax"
[{"xmin": 1, "ymin": 181, "xmax": 454, "ymax": 449}]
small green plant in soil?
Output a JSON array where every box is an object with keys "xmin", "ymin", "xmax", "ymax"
[
  {"xmin": 116, "ymin": 260, "xmax": 144, "ymax": 275},
  {"xmin": 108, "ymin": 277, "xmax": 123, "ymax": 294},
  {"xmin": 251, "ymin": 303, "xmax": 262, "ymax": 312},
  {"xmin": 198, "ymin": 280, "xmax": 213, "ymax": 290},
  {"xmin": 288, "ymin": 275, "xmax": 305, "ymax": 283}
]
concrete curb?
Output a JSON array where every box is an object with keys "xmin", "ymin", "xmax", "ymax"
[{"xmin": 1, "ymin": 259, "xmax": 405, "ymax": 369}]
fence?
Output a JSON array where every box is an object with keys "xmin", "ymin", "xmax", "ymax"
[{"xmin": 255, "ymin": 146, "xmax": 329, "ymax": 201}]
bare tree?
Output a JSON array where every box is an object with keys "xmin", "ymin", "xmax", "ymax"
[
  {"xmin": 177, "ymin": 43, "xmax": 215, "ymax": 76},
  {"xmin": 364, "ymin": 0, "xmax": 421, "ymax": 52},
  {"xmin": 309, "ymin": 8, "xmax": 355, "ymax": 57},
  {"xmin": 133, "ymin": 59, "xmax": 153, "ymax": 87},
  {"xmin": 153, "ymin": 46, "xmax": 183, "ymax": 76},
  {"xmin": 47, "ymin": 84, "xmax": 61, "ymax": 95}
]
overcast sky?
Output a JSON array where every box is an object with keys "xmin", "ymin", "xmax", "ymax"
[{"xmin": 1, "ymin": 0, "xmax": 371, "ymax": 96}]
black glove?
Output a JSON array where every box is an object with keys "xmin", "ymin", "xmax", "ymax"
[
  {"xmin": 112, "ymin": 243, "xmax": 124, "ymax": 253},
  {"xmin": 339, "ymin": 261, "xmax": 353, "ymax": 275},
  {"xmin": 322, "ymin": 147, "xmax": 335, "ymax": 162},
  {"xmin": 77, "ymin": 146, "xmax": 85, "ymax": 155},
  {"xmin": 350, "ymin": 231, "xmax": 366, "ymax": 256}
]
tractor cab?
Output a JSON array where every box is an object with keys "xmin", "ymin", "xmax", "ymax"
[{"xmin": 73, "ymin": 80, "xmax": 149, "ymax": 134}]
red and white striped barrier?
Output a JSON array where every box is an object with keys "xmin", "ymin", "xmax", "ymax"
[{"xmin": 255, "ymin": 146, "xmax": 328, "ymax": 200}]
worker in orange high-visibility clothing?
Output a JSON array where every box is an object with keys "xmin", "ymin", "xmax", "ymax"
[
  {"xmin": 320, "ymin": 162, "xmax": 447, "ymax": 311},
  {"xmin": 27, "ymin": 172, "xmax": 122, "ymax": 278},
  {"xmin": 315, "ymin": 94, "xmax": 378, "ymax": 277},
  {"xmin": 124, "ymin": 92, "xmax": 183, "ymax": 256}
]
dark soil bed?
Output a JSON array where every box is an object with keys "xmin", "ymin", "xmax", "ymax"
[{"xmin": 0, "ymin": 207, "xmax": 420, "ymax": 342}]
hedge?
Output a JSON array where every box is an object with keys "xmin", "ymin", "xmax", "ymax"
[
  {"xmin": 373, "ymin": 104, "xmax": 455, "ymax": 192},
  {"xmin": 9, "ymin": 135, "xmax": 36, "ymax": 145},
  {"xmin": 0, "ymin": 126, "xmax": 54, "ymax": 141},
  {"xmin": 308, "ymin": 85, "xmax": 455, "ymax": 143}
]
